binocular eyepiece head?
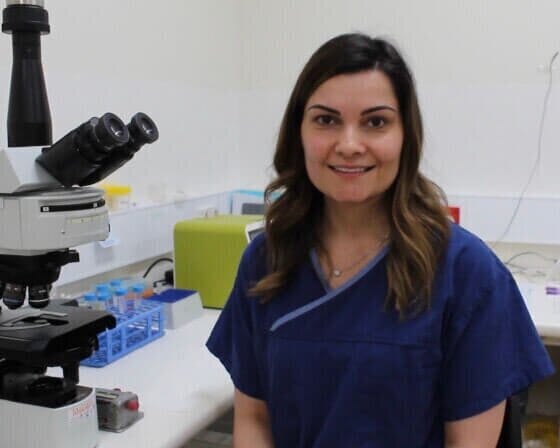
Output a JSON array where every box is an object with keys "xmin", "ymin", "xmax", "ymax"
[{"xmin": 36, "ymin": 112, "xmax": 159, "ymax": 187}]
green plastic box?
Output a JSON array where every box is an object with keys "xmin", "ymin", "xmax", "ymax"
[{"xmin": 173, "ymin": 215, "xmax": 262, "ymax": 308}]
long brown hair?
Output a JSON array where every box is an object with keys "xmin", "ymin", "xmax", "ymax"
[{"xmin": 250, "ymin": 33, "xmax": 450, "ymax": 315}]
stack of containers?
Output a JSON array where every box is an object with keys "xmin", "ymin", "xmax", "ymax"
[
  {"xmin": 80, "ymin": 278, "xmax": 153, "ymax": 316},
  {"xmin": 81, "ymin": 277, "xmax": 165, "ymax": 367}
]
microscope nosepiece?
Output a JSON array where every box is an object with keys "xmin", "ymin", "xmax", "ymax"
[
  {"xmin": 2, "ymin": 283, "xmax": 26, "ymax": 309},
  {"xmin": 28, "ymin": 284, "xmax": 50, "ymax": 308}
]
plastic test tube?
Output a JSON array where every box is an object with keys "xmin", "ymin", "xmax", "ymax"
[
  {"xmin": 114, "ymin": 287, "xmax": 128, "ymax": 314},
  {"xmin": 97, "ymin": 291, "xmax": 110, "ymax": 311},
  {"xmin": 109, "ymin": 279, "xmax": 123, "ymax": 290},
  {"xmin": 82, "ymin": 292, "xmax": 97, "ymax": 309},
  {"xmin": 130, "ymin": 283, "xmax": 145, "ymax": 310},
  {"xmin": 96, "ymin": 283, "xmax": 112, "ymax": 308}
]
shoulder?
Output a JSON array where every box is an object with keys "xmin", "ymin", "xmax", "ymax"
[
  {"xmin": 437, "ymin": 224, "xmax": 513, "ymax": 313},
  {"xmin": 444, "ymin": 223, "xmax": 507, "ymax": 281}
]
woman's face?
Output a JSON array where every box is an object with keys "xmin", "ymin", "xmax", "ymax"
[{"xmin": 300, "ymin": 70, "xmax": 404, "ymax": 207}]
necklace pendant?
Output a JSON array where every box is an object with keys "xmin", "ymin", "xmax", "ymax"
[{"xmin": 332, "ymin": 269, "xmax": 342, "ymax": 277}]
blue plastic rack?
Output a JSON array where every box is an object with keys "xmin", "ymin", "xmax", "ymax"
[{"xmin": 82, "ymin": 300, "xmax": 165, "ymax": 367}]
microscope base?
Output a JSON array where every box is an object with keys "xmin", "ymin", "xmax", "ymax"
[{"xmin": 0, "ymin": 385, "xmax": 98, "ymax": 448}]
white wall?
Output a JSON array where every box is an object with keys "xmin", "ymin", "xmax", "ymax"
[
  {"xmin": 238, "ymin": 0, "xmax": 560, "ymax": 197},
  {"xmin": 1, "ymin": 1, "xmax": 560, "ymax": 243},
  {"xmin": 0, "ymin": 0, "xmax": 243, "ymax": 198}
]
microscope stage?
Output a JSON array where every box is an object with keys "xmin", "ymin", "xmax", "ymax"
[{"xmin": 0, "ymin": 303, "xmax": 115, "ymax": 366}]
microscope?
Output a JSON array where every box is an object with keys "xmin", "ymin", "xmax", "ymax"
[{"xmin": 0, "ymin": 1, "xmax": 159, "ymax": 447}]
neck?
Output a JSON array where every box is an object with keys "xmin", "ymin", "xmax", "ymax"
[{"xmin": 322, "ymin": 197, "xmax": 390, "ymax": 240}]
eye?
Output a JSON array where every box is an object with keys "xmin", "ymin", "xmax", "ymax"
[
  {"xmin": 366, "ymin": 116, "xmax": 386, "ymax": 128},
  {"xmin": 313, "ymin": 114, "xmax": 338, "ymax": 126}
]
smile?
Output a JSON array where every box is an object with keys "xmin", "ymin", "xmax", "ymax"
[{"xmin": 328, "ymin": 165, "xmax": 374, "ymax": 173}]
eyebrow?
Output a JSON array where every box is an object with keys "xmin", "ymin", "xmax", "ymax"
[{"xmin": 306, "ymin": 104, "xmax": 398, "ymax": 115}]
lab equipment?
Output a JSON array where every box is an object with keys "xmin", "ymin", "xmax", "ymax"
[
  {"xmin": 82, "ymin": 291, "xmax": 98, "ymax": 308},
  {"xmin": 174, "ymin": 215, "xmax": 263, "ymax": 308},
  {"xmin": 110, "ymin": 279, "xmax": 124, "ymax": 289},
  {"xmin": 114, "ymin": 286, "xmax": 129, "ymax": 314},
  {"xmin": 97, "ymin": 290, "xmax": 111, "ymax": 311},
  {"xmin": 81, "ymin": 300, "xmax": 165, "ymax": 367},
  {"xmin": 95, "ymin": 387, "xmax": 144, "ymax": 432},
  {"xmin": 130, "ymin": 283, "xmax": 145, "ymax": 309},
  {"xmin": 96, "ymin": 283, "xmax": 113, "ymax": 308},
  {"xmin": 244, "ymin": 219, "xmax": 265, "ymax": 242},
  {"xmin": 0, "ymin": 2, "xmax": 159, "ymax": 447},
  {"xmin": 148, "ymin": 288, "xmax": 203, "ymax": 329}
]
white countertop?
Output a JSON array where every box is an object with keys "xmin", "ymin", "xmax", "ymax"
[
  {"xmin": 46, "ymin": 280, "xmax": 560, "ymax": 448},
  {"xmin": 518, "ymin": 280, "xmax": 560, "ymax": 344},
  {"xmin": 53, "ymin": 309, "xmax": 232, "ymax": 448}
]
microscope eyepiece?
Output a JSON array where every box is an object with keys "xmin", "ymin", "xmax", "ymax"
[
  {"xmin": 36, "ymin": 112, "xmax": 131, "ymax": 187},
  {"xmin": 129, "ymin": 112, "xmax": 159, "ymax": 146},
  {"xmin": 39, "ymin": 112, "xmax": 160, "ymax": 186},
  {"xmin": 94, "ymin": 113, "xmax": 130, "ymax": 148}
]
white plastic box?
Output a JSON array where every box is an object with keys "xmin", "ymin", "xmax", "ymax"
[{"xmin": 148, "ymin": 289, "xmax": 203, "ymax": 329}]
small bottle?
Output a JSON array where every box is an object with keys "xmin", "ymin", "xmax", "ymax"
[
  {"xmin": 96, "ymin": 283, "xmax": 111, "ymax": 299},
  {"xmin": 130, "ymin": 283, "xmax": 145, "ymax": 310},
  {"xmin": 82, "ymin": 292, "xmax": 97, "ymax": 309},
  {"xmin": 114, "ymin": 287, "xmax": 128, "ymax": 314},
  {"xmin": 109, "ymin": 279, "xmax": 123, "ymax": 290},
  {"xmin": 108, "ymin": 279, "xmax": 124, "ymax": 309},
  {"xmin": 97, "ymin": 291, "xmax": 110, "ymax": 311}
]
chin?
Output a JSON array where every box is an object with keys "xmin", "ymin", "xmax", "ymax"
[{"xmin": 329, "ymin": 192, "xmax": 379, "ymax": 205}]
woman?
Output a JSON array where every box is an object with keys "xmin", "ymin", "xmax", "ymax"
[{"xmin": 207, "ymin": 33, "xmax": 553, "ymax": 447}]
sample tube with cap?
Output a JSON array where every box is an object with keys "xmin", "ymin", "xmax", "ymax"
[
  {"xmin": 114, "ymin": 287, "xmax": 128, "ymax": 314},
  {"xmin": 96, "ymin": 283, "xmax": 112, "ymax": 308},
  {"xmin": 82, "ymin": 292, "xmax": 97, "ymax": 309},
  {"xmin": 109, "ymin": 279, "xmax": 123, "ymax": 290},
  {"xmin": 130, "ymin": 283, "xmax": 145, "ymax": 310},
  {"xmin": 97, "ymin": 290, "xmax": 110, "ymax": 310}
]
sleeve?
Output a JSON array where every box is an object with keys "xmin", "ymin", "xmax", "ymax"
[
  {"xmin": 206, "ymin": 244, "xmax": 265, "ymax": 400},
  {"xmin": 441, "ymin": 259, "xmax": 555, "ymax": 421}
]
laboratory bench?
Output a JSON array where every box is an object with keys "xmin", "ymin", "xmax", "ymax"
[
  {"xmin": 48, "ymin": 278, "xmax": 560, "ymax": 447},
  {"xmin": 50, "ymin": 309, "xmax": 230, "ymax": 448}
]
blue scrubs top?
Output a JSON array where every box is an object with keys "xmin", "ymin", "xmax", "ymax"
[{"xmin": 207, "ymin": 224, "xmax": 554, "ymax": 447}]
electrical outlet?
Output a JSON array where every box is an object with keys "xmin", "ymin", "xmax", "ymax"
[{"xmin": 196, "ymin": 206, "xmax": 218, "ymax": 218}]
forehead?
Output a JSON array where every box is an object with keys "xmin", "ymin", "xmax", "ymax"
[{"xmin": 306, "ymin": 70, "xmax": 398, "ymax": 111}]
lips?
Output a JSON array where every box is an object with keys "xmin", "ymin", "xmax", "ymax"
[{"xmin": 328, "ymin": 165, "xmax": 375, "ymax": 173}]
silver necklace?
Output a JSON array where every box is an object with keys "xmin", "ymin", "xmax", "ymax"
[{"xmin": 326, "ymin": 234, "xmax": 389, "ymax": 279}]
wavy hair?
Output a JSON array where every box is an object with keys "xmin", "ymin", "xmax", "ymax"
[{"xmin": 250, "ymin": 33, "xmax": 450, "ymax": 315}]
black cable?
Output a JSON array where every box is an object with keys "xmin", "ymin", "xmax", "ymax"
[{"xmin": 142, "ymin": 257, "xmax": 173, "ymax": 278}]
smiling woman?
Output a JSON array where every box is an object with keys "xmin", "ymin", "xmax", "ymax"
[
  {"xmin": 300, "ymin": 70, "xmax": 403, "ymax": 206},
  {"xmin": 206, "ymin": 33, "xmax": 554, "ymax": 447}
]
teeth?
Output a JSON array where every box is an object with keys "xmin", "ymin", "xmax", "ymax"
[{"xmin": 332, "ymin": 166, "xmax": 370, "ymax": 173}]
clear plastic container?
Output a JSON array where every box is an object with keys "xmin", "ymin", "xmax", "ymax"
[
  {"xmin": 114, "ymin": 287, "xmax": 129, "ymax": 314},
  {"xmin": 109, "ymin": 279, "xmax": 123, "ymax": 290},
  {"xmin": 97, "ymin": 291, "xmax": 111, "ymax": 311},
  {"xmin": 96, "ymin": 283, "xmax": 112, "ymax": 308},
  {"xmin": 130, "ymin": 283, "xmax": 145, "ymax": 309},
  {"xmin": 82, "ymin": 292, "xmax": 97, "ymax": 309}
]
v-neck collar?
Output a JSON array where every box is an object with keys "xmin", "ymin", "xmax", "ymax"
[{"xmin": 270, "ymin": 244, "xmax": 390, "ymax": 332}]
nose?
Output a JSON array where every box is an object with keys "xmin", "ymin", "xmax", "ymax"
[{"xmin": 334, "ymin": 125, "xmax": 366, "ymax": 157}]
